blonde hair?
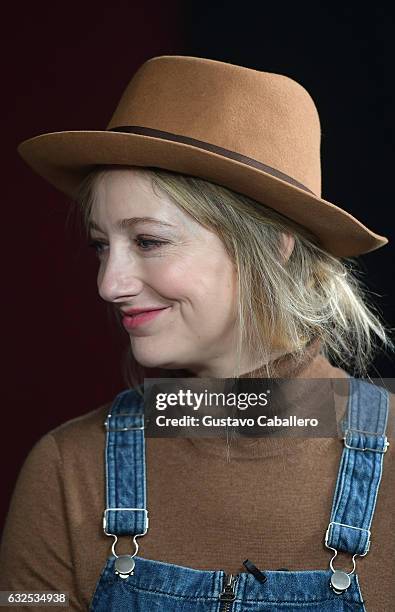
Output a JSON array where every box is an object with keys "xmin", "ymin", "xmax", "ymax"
[{"xmin": 69, "ymin": 164, "xmax": 394, "ymax": 393}]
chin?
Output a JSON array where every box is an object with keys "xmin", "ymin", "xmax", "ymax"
[
  {"xmin": 130, "ymin": 341, "xmax": 192, "ymax": 373},
  {"xmin": 133, "ymin": 352, "xmax": 178, "ymax": 371}
]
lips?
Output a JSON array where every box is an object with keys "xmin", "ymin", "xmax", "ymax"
[
  {"xmin": 121, "ymin": 307, "xmax": 168, "ymax": 316},
  {"xmin": 121, "ymin": 307, "xmax": 170, "ymax": 330}
]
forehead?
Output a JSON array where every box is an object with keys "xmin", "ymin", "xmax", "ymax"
[{"xmin": 87, "ymin": 167, "xmax": 198, "ymax": 235}]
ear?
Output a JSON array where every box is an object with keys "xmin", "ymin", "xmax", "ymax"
[{"xmin": 280, "ymin": 232, "xmax": 295, "ymax": 263}]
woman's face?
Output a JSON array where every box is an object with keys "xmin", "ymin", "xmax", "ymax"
[{"xmin": 88, "ymin": 167, "xmax": 243, "ymax": 378}]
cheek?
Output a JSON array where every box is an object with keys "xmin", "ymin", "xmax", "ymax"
[{"xmin": 180, "ymin": 258, "xmax": 237, "ymax": 314}]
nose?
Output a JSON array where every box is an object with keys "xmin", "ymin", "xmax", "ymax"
[{"xmin": 97, "ymin": 249, "xmax": 144, "ymax": 304}]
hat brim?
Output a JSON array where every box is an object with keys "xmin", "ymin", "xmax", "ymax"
[{"xmin": 17, "ymin": 130, "xmax": 388, "ymax": 257}]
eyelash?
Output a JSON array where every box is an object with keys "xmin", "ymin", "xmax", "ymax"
[{"xmin": 88, "ymin": 237, "xmax": 165, "ymax": 255}]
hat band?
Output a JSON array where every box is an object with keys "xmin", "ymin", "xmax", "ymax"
[{"xmin": 108, "ymin": 125, "xmax": 315, "ymax": 196}]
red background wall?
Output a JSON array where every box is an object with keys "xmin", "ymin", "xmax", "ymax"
[{"xmin": 2, "ymin": 1, "xmax": 185, "ymax": 532}]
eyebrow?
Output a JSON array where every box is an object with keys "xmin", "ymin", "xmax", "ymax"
[{"xmin": 88, "ymin": 217, "xmax": 176, "ymax": 233}]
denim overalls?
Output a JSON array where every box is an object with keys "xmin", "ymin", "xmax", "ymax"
[{"xmin": 89, "ymin": 377, "xmax": 390, "ymax": 611}]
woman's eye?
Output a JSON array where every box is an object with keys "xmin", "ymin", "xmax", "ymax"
[
  {"xmin": 135, "ymin": 238, "xmax": 165, "ymax": 250},
  {"xmin": 88, "ymin": 240, "xmax": 108, "ymax": 256},
  {"xmin": 87, "ymin": 238, "xmax": 165, "ymax": 257},
  {"xmin": 88, "ymin": 240, "xmax": 106, "ymax": 255}
]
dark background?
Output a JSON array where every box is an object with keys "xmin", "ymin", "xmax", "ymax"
[{"xmin": 2, "ymin": 1, "xmax": 394, "ymax": 532}]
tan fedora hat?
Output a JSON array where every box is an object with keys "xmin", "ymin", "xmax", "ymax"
[{"xmin": 17, "ymin": 54, "xmax": 388, "ymax": 257}]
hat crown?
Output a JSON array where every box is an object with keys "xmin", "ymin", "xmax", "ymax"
[
  {"xmin": 16, "ymin": 54, "xmax": 388, "ymax": 256},
  {"xmin": 107, "ymin": 55, "xmax": 322, "ymax": 197}
]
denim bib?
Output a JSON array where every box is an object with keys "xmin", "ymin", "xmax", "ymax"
[{"xmin": 89, "ymin": 377, "xmax": 389, "ymax": 611}]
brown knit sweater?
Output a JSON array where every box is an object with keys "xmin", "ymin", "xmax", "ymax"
[{"xmin": 0, "ymin": 343, "xmax": 394, "ymax": 611}]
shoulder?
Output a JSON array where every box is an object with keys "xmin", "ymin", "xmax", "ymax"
[
  {"xmin": 345, "ymin": 377, "xmax": 395, "ymax": 440},
  {"xmin": 314, "ymin": 354, "xmax": 395, "ymax": 437},
  {"xmin": 27, "ymin": 388, "xmax": 140, "ymax": 468},
  {"xmin": 42, "ymin": 385, "xmax": 143, "ymax": 461},
  {"xmin": 47, "ymin": 399, "xmax": 111, "ymax": 447},
  {"xmin": 10, "ymin": 400, "xmax": 112, "ymax": 486}
]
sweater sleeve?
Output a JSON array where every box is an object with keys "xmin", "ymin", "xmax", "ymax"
[{"xmin": 0, "ymin": 433, "xmax": 84, "ymax": 611}]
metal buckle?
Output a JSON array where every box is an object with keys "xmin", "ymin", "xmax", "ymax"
[
  {"xmin": 343, "ymin": 428, "xmax": 389, "ymax": 453},
  {"xmin": 104, "ymin": 412, "xmax": 145, "ymax": 432},
  {"xmin": 325, "ymin": 520, "xmax": 370, "ymax": 593},
  {"xmin": 103, "ymin": 508, "xmax": 149, "ymax": 578},
  {"xmin": 103, "ymin": 507, "xmax": 149, "ymax": 536},
  {"xmin": 325, "ymin": 521, "xmax": 371, "ymax": 594},
  {"xmin": 325, "ymin": 521, "xmax": 371, "ymax": 555}
]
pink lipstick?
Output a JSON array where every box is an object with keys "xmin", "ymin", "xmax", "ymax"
[{"xmin": 122, "ymin": 307, "xmax": 169, "ymax": 330}]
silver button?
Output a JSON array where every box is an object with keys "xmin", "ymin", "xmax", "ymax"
[
  {"xmin": 329, "ymin": 570, "xmax": 351, "ymax": 594},
  {"xmin": 114, "ymin": 555, "xmax": 135, "ymax": 579}
]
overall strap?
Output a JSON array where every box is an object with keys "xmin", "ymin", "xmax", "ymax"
[
  {"xmin": 325, "ymin": 377, "xmax": 390, "ymax": 557},
  {"xmin": 102, "ymin": 384, "xmax": 149, "ymax": 537}
]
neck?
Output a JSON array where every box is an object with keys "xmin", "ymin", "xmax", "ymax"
[
  {"xmin": 240, "ymin": 336, "xmax": 323, "ymax": 379},
  {"xmin": 186, "ymin": 336, "xmax": 347, "ymax": 459}
]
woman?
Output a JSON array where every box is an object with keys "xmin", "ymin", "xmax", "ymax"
[{"xmin": 1, "ymin": 55, "xmax": 394, "ymax": 611}]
